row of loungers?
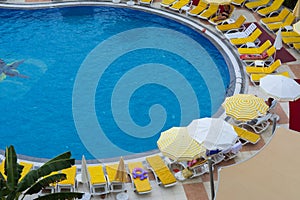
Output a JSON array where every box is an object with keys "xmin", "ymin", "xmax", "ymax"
[{"xmin": 0, "ymin": 155, "xmax": 177, "ymax": 197}]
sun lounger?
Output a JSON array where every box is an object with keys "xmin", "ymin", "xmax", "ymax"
[
  {"xmin": 293, "ymin": 43, "xmax": 300, "ymax": 52},
  {"xmin": 246, "ymin": 59, "xmax": 281, "ymax": 74},
  {"xmin": 179, "ymin": 157, "xmax": 209, "ymax": 178},
  {"xmin": 232, "ymin": 0, "xmax": 248, "ymax": 6},
  {"xmin": 224, "ymin": 22, "xmax": 257, "ymax": 39},
  {"xmin": 240, "ymin": 45, "xmax": 276, "ymax": 65},
  {"xmin": 238, "ymin": 40, "xmax": 272, "ymax": 54},
  {"xmin": 187, "ymin": 0, "xmax": 208, "ymax": 16},
  {"xmin": 127, "ymin": 161, "xmax": 152, "ymax": 194},
  {"xmin": 245, "ymin": 0, "xmax": 271, "ymax": 12},
  {"xmin": 88, "ymin": 165, "xmax": 109, "ymax": 195},
  {"xmin": 265, "ymin": 12, "xmax": 296, "ymax": 33},
  {"xmin": 260, "ymin": 8, "xmax": 290, "ymax": 25},
  {"xmin": 230, "ymin": 28, "xmax": 262, "ymax": 46},
  {"xmin": 282, "ymin": 36, "xmax": 300, "ymax": 47},
  {"xmin": 145, "ymin": 155, "xmax": 177, "ymax": 187},
  {"xmin": 57, "ymin": 165, "xmax": 77, "ymax": 192},
  {"xmin": 257, "ymin": 0, "xmax": 284, "ymax": 17},
  {"xmin": 170, "ymin": 0, "xmax": 191, "ymax": 11},
  {"xmin": 19, "ymin": 161, "xmax": 33, "ymax": 181},
  {"xmin": 250, "ymin": 71, "xmax": 289, "ymax": 83},
  {"xmin": 198, "ymin": 3, "xmax": 219, "ymax": 20},
  {"xmin": 232, "ymin": 125, "xmax": 261, "ymax": 145},
  {"xmin": 105, "ymin": 164, "xmax": 125, "ymax": 192},
  {"xmin": 0, "ymin": 160, "xmax": 33, "ymax": 181},
  {"xmin": 237, "ymin": 112, "xmax": 272, "ymax": 134},
  {"xmin": 160, "ymin": 0, "xmax": 177, "ymax": 7},
  {"xmin": 280, "ymin": 31, "xmax": 300, "ymax": 37},
  {"xmin": 209, "ymin": 5, "xmax": 235, "ymax": 25},
  {"xmin": 216, "ymin": 15, "xmax": 246, "ymax": 33}
]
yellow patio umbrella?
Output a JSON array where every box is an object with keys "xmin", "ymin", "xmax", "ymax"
[
  {"xmin": 157, "ymin": 127, "xmax": 205, "ymax": 161},
  {"xmin": 114, "ymin": 156, "xmax": 128, "ymax": 183},
  {"xmin": 202, "ymin": 0, "xmax": 232, "ymax": 4},
  {"xmin": 222, "ymin": 94, "xmax": 269, "ymax": 122}
]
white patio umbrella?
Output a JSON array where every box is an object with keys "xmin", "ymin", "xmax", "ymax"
[
  {"xmin": 81, "ymin": 155, "xmax": 89, "ymax": 184},
  {"xmin": 260, "ymin": 75, "xmax": 300, "ymax": 101},
  {"xmin": 274, "ymin": 28, "xmax": 282, "ymax": 50},
  {"xmin": 293, "ymin": 0, "xmax": 300, "ymax": 20},
  {"xmin": 187, "ymin": 118, "xmax": 238, "ymax": 150}
]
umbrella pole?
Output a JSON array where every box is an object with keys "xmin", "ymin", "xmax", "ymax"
[{"xmin": 208, "ymin": 158, "xmax": 215, "ymax": 199}]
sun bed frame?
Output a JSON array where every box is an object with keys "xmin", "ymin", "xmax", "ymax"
[{"xmin": 145, "ymin": 155, "xmax": 177, "ymax": 187}]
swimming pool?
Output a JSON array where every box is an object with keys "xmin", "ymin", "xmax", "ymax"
[{"xmin": 0, "ymin": 5, "xmax": 231, "ymax": 160}]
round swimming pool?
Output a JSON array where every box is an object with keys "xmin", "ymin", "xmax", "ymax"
[{"xmin": 0, "ymin": 5, "xmax": 231, "ymax": 160}]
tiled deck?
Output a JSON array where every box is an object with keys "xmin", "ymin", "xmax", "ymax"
[{"xmin": 1, "ymin": 1, "xmax": 299, "ymax": 200}]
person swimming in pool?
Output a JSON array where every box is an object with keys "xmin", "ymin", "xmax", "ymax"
[{"xmin": 0, "ymin": 59, "xmax": 28, "ymax": 79}]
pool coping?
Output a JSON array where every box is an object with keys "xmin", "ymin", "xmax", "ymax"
[{"xmin": 0, "ymin": 1, "xmax": 246, "ymax": 164}]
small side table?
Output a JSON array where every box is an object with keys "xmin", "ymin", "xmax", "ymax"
[
  {"xmin": 283, "ymin": 25, "xmax": 293, "ymax": 32},
  {"xmin": 180, "ymin": 5, "xmax": 190, "ymax": 16},
  {"xmin": 246, "ymin": 42, "xmax": 256, "ymax": 48},
  {"xmin": 254, "ymin": 60, "xmax": 265, "ymax": 67}
]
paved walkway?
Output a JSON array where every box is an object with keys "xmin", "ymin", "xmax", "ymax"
[{"xmin": 0, "ymin": 1, "xmax": 299, "ymax": 200}]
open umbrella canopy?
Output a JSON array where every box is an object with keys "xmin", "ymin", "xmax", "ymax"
[
  {"xmin": 222, "ymin": 94, "xmax": 269, "ymax": 121},
  {"xmin": 157, "ymin": 127, "xmax": 205, "ymax": 161},
  {"xmin": 114, "ymin": 156, "xmax": 128, "ymax": 183},
  {"xmin": 274, "ymin": 28, "xmax": 282, "ymax": 50},
  {"xmin": 202, "ymin": 0, "xmax": 232, "ymax": 4},
  {"xmin": 260, "ymin": 75, "xmax": 300, "ymax": 101},
  {"xmin": 187, "ymin": 118, "xmax": 238, "ymax": 150},
  {"xmin": 81, "ymin": 155, "xmax": 89, "ymax": 184}
]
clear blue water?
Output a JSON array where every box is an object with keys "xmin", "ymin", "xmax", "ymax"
[{"xmin": 0, "ymin": 6, "xmax": 230, "ymax": 160}]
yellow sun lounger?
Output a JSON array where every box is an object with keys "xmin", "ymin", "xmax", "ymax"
[
  {"xmin": 241, "ymin": 45, "xmax": 276, "ymax": 65},
  {"xmin": 280, "ymin": 31, "xmax": 300, "ymax": 37},
  {"xmin": 215, "ymin": 15, "xmax": 246, "ymax": 33},
  {"xmin": 198, "ymin": 3, "xmax": 219, "ymax": 20},
  {"xmin": 246, "ymin": 59, "xmax": 281, "ymax": 74},
  {"xmin": 250, "ymin": 71, "xmax": 289, "ymax": 82},
  {"xmin": 170, "ymin": 0, "xmax": 191, "ymax": 11},
  {"xmin": 282, "ymin": 36, "xmax": 300, "ymax": 46},
  {"xmin": 209, "ymin": 5, "xmax": 235, "ymax": 25},
  {"xmin": 88, "ymin": 165, "xmax": 109, "ymax": 195},
  {"xmin": 265, "ymin": 12, "xmax": 296, "ymax": 33},
  {"xmin": 105, "ymin": 164, "xmax": 125, "ymax": 193},
  {"xmin": 230, "ymin": 28, "xmax": 262, "ymax": 46},
  {"xmin": 238, "ymin": 40, "xmax": 272, "ymax": 55},
  {"xmin": 0, "ymin": 160, "xmax": 33, "ymax": 181},
  {"xmin": 187, "ymin": 0, "xmax": 208, "ymax": 16},
  {"xmin": 232, "ymin": 0, "xmax": 247, "ymax": 6},
  {"xmin": 293, "ymin": 43, "xmax": 300, "ymax": 51},
  {"xmin": 245, "ymin": 0, "xmax": 271, "ymax": 11},
  {"xmin": 233, "ymin": 125, "xmax": 260, "ymax": 145},
  {"xmin": 19, "ymin": 161, "xmax": 33, "ymax": 181},
  {"xmin": 257, "ymin": 0, "xmax": 284, "ymax": 17},
  {"xmin": 57, "ymin": 166, "xmax": 77, "ymax": 192},
  {"xmin": 160, "ymin": 0, "xmax": 177, "ymax": 7},
  {"xmin": 127, "ymin": 161, "xmax": 152, "ymax": 194},
  {"xmin": 260, "ymin": 8, "xmax": 290, "ymax": 25},
  {"xmin": 145, "ymin": 155, "xmax": 177, "ymax": 187}
]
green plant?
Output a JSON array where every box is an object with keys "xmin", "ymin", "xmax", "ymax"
[{"xmin": 0, "ymin": 145, "xmax": 84, "ymax": 200}]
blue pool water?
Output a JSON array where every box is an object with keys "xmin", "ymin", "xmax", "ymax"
[{"xmin": 0, "ymin": 6, "xmax": 230, "ymax": 160}]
